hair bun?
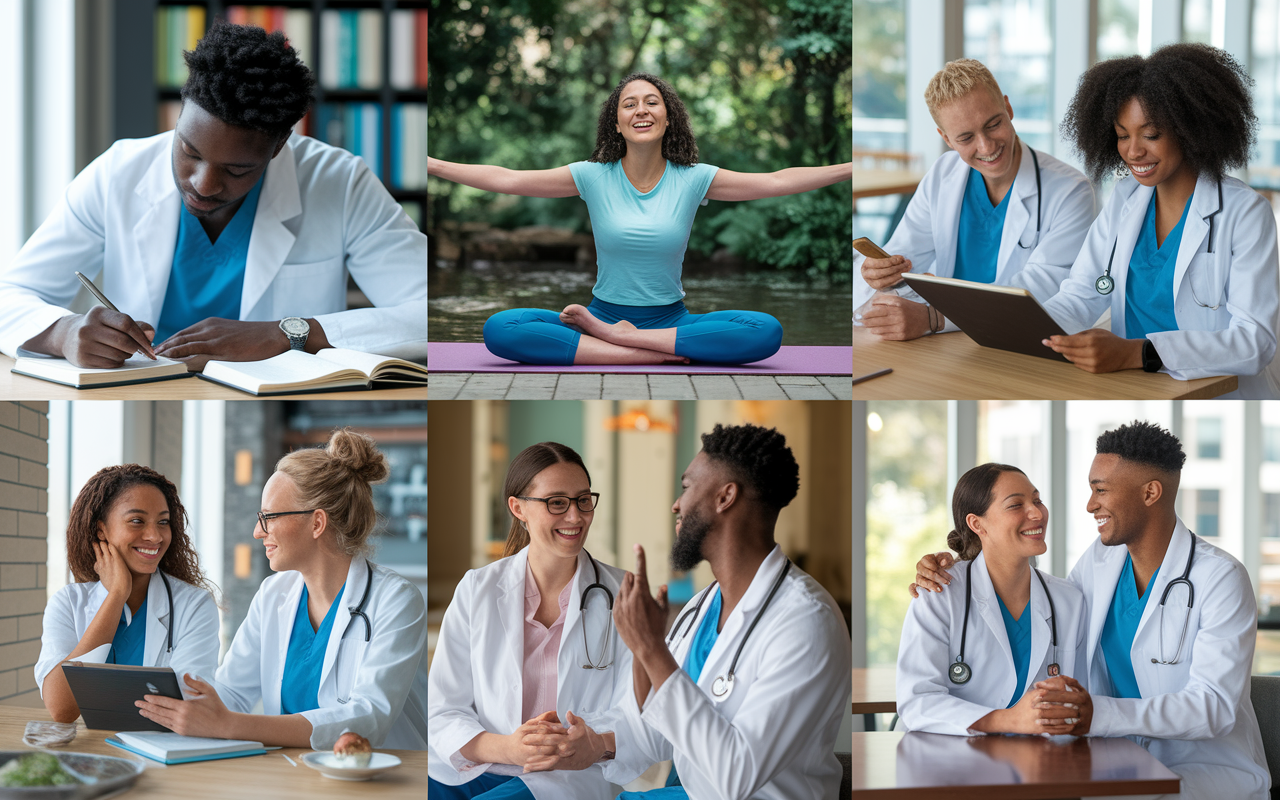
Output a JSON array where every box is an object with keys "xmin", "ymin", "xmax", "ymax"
[
  {"xmin": 327, "ymin": 428, "xmax": 390, "ymax": 484},
  {"xmin": 946, "ymin": 529, "xmax": 963, "ymax": 554}
]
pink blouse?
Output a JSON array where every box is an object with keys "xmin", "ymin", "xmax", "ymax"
[{"xmin": 521, "ymin": 560, "xmax": 573, "ymax": 724}]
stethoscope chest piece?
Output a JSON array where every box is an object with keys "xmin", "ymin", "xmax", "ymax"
[
  {"xmin": 1095, "ymin": 274, "xmax": 1115, "ymax": 295},
  {"xmin": 949, "ymin": 660, "xmax": 972, "ymax": 685},
  {"xmin": 711, "ymin": 673, "xmax": 735, "ymax": 701},
  {"xmin": 1047, "ymin": 662, "xmax": 1060, "ymax": 677}
]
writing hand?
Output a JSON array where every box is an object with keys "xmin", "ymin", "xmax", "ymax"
[{"xmin": 58, "ymin": 306, "xmax": 157, "ymax": 368}]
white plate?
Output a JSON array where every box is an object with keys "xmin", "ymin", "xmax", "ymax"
[{"xmin": 299, "ymin": 752, "xmax": 401, "ymax": 781}]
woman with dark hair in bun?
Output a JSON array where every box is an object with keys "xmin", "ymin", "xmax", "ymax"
[
  {"xmin": 35, "ymin": 465, "xmax": 220, "ymax": 723},
  {"xmin": 133, "ymin": 428, "xmax": 427, "ymax": 752},
  {"xmin": 1041, "ymin": 43, "xmax": 1280, "ymax": 398},
  {"xmin": 895, "ymin": 463, "xmax": 1091, "ymax": 735}
]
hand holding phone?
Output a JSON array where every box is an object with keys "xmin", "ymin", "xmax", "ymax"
[{"xmin": 855, "ymin": 237, "xmax": 912, "ymax": 290}]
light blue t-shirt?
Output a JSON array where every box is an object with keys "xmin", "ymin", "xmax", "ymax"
[
  {"xmin": 684, "ymin": 589, "xmax": 722, "ymax": 683},
  {"xmin": 996, "ymin": 595, "xmax": 1032, "ymax": 708},
  {"xmin": 280, "ymin": 583, "xmax": 344, "ymax": 714},
  {"xmin": 155, "ymin": 174, "xmax": 265, "ymax": 342},
  {"xmin": 1124, "ymin": 193, "xmax": 1191, "ymax": 339},
  {"xmin": 953, "ymin": 167, "xmax": 1013, "ymax": 284},
  {"xmin": 570, "ymin": 160, "xmax": 719, "ymax": 307},
  {"xmin": 1100, "ymin": 554, "xmax": 1160, "ymax": 699},
  {"xmin": 106, "ymin": 596, "xmax": 147, "ymax": 666}
]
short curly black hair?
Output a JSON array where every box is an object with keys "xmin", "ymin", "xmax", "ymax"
[
  {"xmin": 700, "ymin": 423, "xmax": 799, "ymax": 512},
  {"xmin": 589, "ymin": 72, "xmax": 699, "ymax": 166},
  {"xmin": 181, "ymin": 20, "xmax": 316, "ymax": 139},
  {"xmin": 1096, "ymin": 421, "xmax": 1186, "ymax": 473},
  {"xmin": 1061, "ymin": 42, "xmax": 1255, "ymax": 183}
]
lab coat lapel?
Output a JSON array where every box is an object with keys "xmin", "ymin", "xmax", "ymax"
[
  {"xmin": 142, "ymin": 571, "xmax": 171, "ymax": 668},
  {"xmin": 1171, "ymin": 175, "xmax": 1219, "ymax": 303},
  {"xmin": 1027, "ymin": 568, "xmax": 1052, "ymax": 685},
  {"xmin": 318, "ymin": 556, "xmax": 368, "ymax": 695},
  {"xmin": 240, "ymin": 137, "xmax": 302, "ymax": 316},
  {"xmin": 1110, "ymin": 184, "xmax": 1154, "ymax": 337},
  {"xmin": 275, "ymin": 573, "xmax": 307, "ymax": 697},
  {"xmin": 555, "ymin": 552, "xmax": 589, "ymax": 700},
  {"xmin": 1134, "ymin": 519, "xmax": 1193, "ymax": 643},
  {"xmin": 934, "ymin": 158, "xmax": 967, "ymax": 276},
  {"xmin": 130, "ymin": 142, "xmax": 182, "ymax": 326},
  {"xmin": 995, "ymin": 141, "xmax": 1035, "ymax": 277},
  {"xmin": 970, "ymin": 554, "xmax": 1016, "ymax": 683},
  {"xmin": 1085, "ymin": 544, "xmax": 1128, "ymax": 673},
  {"xmin": 697, "ymin": 546, "xmax": 786, "ymax": 689},
  {"xmin": 496, "ymin": 549, "xmax": 529, "ymax": 731}
]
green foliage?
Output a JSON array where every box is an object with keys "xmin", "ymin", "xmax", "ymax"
[{"xmin": 427, "ymin": 0, "xmax": 852, "ymax": 276}]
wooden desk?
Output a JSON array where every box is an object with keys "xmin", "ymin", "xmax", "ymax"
[
  {"xmin": 852, "ymin": 730, "xmax": 1180, "ymax": 799},
  {"xmin": 0, "ymin": 355, "xmax": 429, "ymax": 401},
  {"xmin": 852, "ymin": 667, "xmax": 897, "ymax": 715},
  {"xmin": 853, "ymin": 326, "xmax": 1238, "ymax": 400},
  {"xmin": 854, "ymin": 169, "xmax": 926, "ymax": 201},
  {"xmin": 0, "ymin": 705, "xmax": 424, "ymax": 799}
]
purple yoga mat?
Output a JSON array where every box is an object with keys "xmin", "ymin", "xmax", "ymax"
[{"xmin": 428, "ymin": 342, "xmax": 852, "ymax": 375}]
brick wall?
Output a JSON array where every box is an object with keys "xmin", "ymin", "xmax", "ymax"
[{"xmin": 0, "ymin": 402, "xmax": 49, "ymax": 707}]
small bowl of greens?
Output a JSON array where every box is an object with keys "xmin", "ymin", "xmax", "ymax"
[{"xmin": 0, "ymin": 751, "xmax": 144, "ymax": 799}]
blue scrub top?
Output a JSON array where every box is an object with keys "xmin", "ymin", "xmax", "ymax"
[
  {"xmin": 106, "ymin": 597, "xmax": 147, "ymax": 666},
  {"xmin": 953, "ymin": 167, "xmax": 1014, "ymax": 284},
  {"xmin": 1100, "ymin": 554, "xmax": 1160, "ymax": 699},
  {"xmin": 1124, "ymin": 193, "xmax": 1191, "ymax": 340},
  {"xmin": 684, "ymin": 589, "xmax": 722, "ymax": 684},
  {"xmin": 155, "ymin": 174, "xmax": 266, "ymax": 343},
  {"xmin": 997, "ymin": 596, "xmax": 1032, "ymax": 708},
  {"xmin": 280, "ymin": 583, "xmax": 345, "ymax": 715}
]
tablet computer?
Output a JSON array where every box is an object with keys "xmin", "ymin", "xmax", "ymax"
[
  {"xmin": 61, "ymin": 662, "xmax": 183, "ymax": 732},
  {"xmin": 902, "ymin": 273, "xmax": 1070, "ymax": 362}
]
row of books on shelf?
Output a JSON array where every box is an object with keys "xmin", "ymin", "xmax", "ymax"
[
  {"xmin": 155, "ymin": 7, "xmax": 429, "ymax": 90},
  {"xmin": 157, "ymin": 101, "xmax": 425, "ymax": 191}
]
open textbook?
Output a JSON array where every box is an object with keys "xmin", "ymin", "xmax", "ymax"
[
  {"xmin": 10, "ymin": 354, "xmax": 192, "ymax": 388},
  {"xmin": 200, "ymin": 348, "xmax": 428, "ymax": 395}
]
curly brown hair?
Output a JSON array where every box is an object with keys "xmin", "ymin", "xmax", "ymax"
[
  {"xmin": 66, "ymin": 464, "xmax": 211, "ymax": 592},
  {"xmin": 589, "ymin": 72, "xmax": 699, "ymax": 166}
]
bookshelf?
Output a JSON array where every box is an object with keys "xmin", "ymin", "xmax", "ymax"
[{"xmin": 133, "ymin": 0, "xmax": 426, "ymax": 228}]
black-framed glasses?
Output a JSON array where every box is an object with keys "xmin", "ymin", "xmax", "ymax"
[
  {"xmin": 516, "ymin": 493, "xmax": 600, "ymax": 514},
  {"xmin": 257, "ymin": 509, "xmax": 318, "ymax": 533}
]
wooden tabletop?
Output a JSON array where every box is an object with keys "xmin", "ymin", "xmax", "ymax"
[
  {"xmin": 0, "ymin": 355, "xmax": 429, "ymax": 401},
  {"xmin": 853, "ymin": 326, "xmax": 1238, "ymax": 400},
  {"xmin": 852, "ymin": 730, "xmax": 1180, "ymax": 799},
  {"xmin": 852, "ymin": 667, "xmax": 897, "ymax": 714},
  {"xmin": 0, "ymin": 704, "xmax": 425, "ymax": 799},
  {"xmin": 854, "ymin": 169, "xmax": 926, "ymax": 201}
]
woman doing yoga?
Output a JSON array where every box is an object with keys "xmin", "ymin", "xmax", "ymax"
[{"xmin": 428, "ymin": 73, "xmax": 852, "ymax": 366}]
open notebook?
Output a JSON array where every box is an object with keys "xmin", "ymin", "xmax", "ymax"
[
  {"xmin": 11, "ymin": 354, "xmax": 192, "ymax": 388},
  {"xmin": 106, "ymin": 731, "xmax": 267, "ymax": 765},
  {"xmin": 199, "ymin": 348, "xmax": 428, "ymax": 396}
]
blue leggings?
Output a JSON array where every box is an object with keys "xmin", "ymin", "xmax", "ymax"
[
  {"xmin": 428, "ymin": 775, "xmax": 535, "ymax": 800},
  {"xmin": 482, "ymin": 297, "xmax": 783, "ymax": 366}
]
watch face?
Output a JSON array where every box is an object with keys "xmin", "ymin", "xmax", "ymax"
[{"xmin": 281, "ymin": 318, "xmax": 309, "ymax": 336}]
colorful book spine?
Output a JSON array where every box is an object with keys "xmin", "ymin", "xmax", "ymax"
[
  {"xmin": 416, "ymin": 11, "xmax": 428, "ymax": 86},
  {"xmin": 357, "ymin": 10, "xmax": 382, "ymax": 89},
  {"xmin": 390, "ymin": 10, "xmax": 415, "ymax": 90},
  {"xmin": 320, "ymin": 10, "xmax": 341, "ymax": 89},
  {"xmin": 392, "ymin": 104, "xmax": 427, "ymax": 190},
  {"xmin": 319, "ymin": 9, "xmax": 385, "ymax": 89},
  {"xmin": 284, "ymin": 9, "xmax": 312, "ymax": 71}
]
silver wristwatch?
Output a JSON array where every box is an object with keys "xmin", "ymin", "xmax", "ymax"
[{"xmin": 279, "ymin": 317, "xmax": 309, "ymax": 351}]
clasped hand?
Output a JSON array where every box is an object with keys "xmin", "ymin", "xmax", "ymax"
[{"xmin": 515, "ymin": 710, "xmax": 607, "ymax": 773}]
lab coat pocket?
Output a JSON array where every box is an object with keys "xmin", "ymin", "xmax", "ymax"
[
  {"xmin": 1185, "ymin": 253, "xmax": 1228, "ymax": 314},
  {"xmin": 272, "ymin": 255, "xmax": 347, "ymax": 316},
  {"xmin": 334, "ymin": 636, "xmax": 369, "ymax": 704}
]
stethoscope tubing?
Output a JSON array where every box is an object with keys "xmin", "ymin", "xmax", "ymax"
[
  {"xmin": 1015, "ymin": 147, "xmax": 1042, "ymax": 250},
  {"xmin": 951, "ymin": 559, "xmax": 1058, "ymax": 683},
  {"xmin": 1153, "ymin": 535, "xmax": 1197, "ymax": 666},
  {"xmin": 579, "ymin": 549, "xmax": 616, "ymax": 670}
]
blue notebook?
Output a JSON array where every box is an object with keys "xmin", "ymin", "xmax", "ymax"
[{"xmin": 105, "ymin": 732, "xmax": 267, "ymax": 765}]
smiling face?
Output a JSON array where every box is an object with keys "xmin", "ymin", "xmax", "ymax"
[
  {"xmin": 1113, "ymin": 97, "xmax": 1192, "ymax": 188},
  {"xmin": 670, "ymin": 452, "xmax": 726, "ymax": 571},
  {"xmin": 509, "ymin": 461, "xmax": 594, "ymax": 561},
  {"xmin": 968, "ymin": 470, "xmax": 1048, "ymax": 560},
  {"xmin": 935, "ymin": 88, "xmax": 1019, "ymax": 185},
  {"xmin": 1087, "ymin": 452, "xmax": 1164, "ymax": 547},
  {"xmin": 97, "ymin": 485, "xmax": 172, "ymax": 576},
  {"xmin": 170, "ymin": 100, "xmax": 284, "ymax": 218},
  {"xmin": 254, "ymin": 471, "xmax": 320, "ymax": 573},
  {"xmin": 615, "ymin": 80, "xmax": 668, "ymax": 150}
]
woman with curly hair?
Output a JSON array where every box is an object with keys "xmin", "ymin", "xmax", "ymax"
[
  {"xmin": 428, "ymin": 73, "xmax": 851, "ymax": 365},
  {"xmin": 34, "ymin": 465, "xmax": 220, "ymax": 723},
  {"xmin": 133, "ymin": 428, "xmax": 427, "ymax": 751},
  {"xmin": 1040, "ymin": 43, "xmax": 1280, "ymax": 398}
]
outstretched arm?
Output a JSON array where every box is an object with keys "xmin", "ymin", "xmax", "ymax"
[
  {"xmin": 706, "ymin": 162, "xmax": 851, "ymax": 201},
  {"xmin": 427, "ymin": 157, "xmax": 579, "ymax": 198}
]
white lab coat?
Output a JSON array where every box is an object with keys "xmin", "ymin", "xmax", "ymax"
[
  {"xmin": 601, "ymin": 545, "xmax": 852, "ymax": 800},
  {"xmin": 0, "ymin": 131, "xmax": 427, "ymax": 361},
  {"xmin": 1043, "ymin": 174, "xmax": 1280, "ymax": 398},
  {"xmin": 1069, "ymin": 519, "xmax": 1269, "ymax": 800},
  {"xmin": 427, "ymin": 547, "xmax": 639, "ymax": 800},
  {"xmin": 854, "ymin": 139, "xmax": 1096, "ymax": 329},
  {"xmin": 35, "ymin": 571, "xmax": 220, "ymax": 699},
  {"xmin": 212, "ymin": 555, "xmax": 427, "ymax": 751},
  {"xmin": 896, "ymin": 551, "xmax": 1090, "ymax": 734}
]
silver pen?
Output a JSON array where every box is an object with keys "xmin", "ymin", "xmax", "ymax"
[{"xmin": 74, "ymin": 271, "xmax": 120, "ymax": 312}]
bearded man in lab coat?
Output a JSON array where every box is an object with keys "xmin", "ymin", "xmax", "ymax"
[
  {"xmin": 523, "ymin": 423, "xmax": 852, "ymax": 800},
  {"xmin": 0, "ymin": 21, "xmax": 426, "ymax": 368}
]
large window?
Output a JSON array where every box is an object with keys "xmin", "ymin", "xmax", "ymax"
[
  {"xmin": 853, "ymin": 0, "xmax": 907, "ymax": 154},
  {"xmin": 1098, "ymin": 0, "xmax": 1141, "ymax": 59},
  {"xmin": 1254, "ymin": 0, "xmax": 1280, "ymax": 169},
  {"xmin": 963, "ymin": 0, "xmax": 1054, "ymax": 152}
]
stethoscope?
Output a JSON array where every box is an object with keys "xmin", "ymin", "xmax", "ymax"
[
  {"xmin": 666, "ymin": 558, "xmax": 792, "ymax": 702},
  {"xmin": 1015, "ymin": 147, "xmax": 1042, "ymax": 250},
  {"xmin": 1095, "ymin": 180, "xmax": 1223, "ymax": 310},
  {"xmin": 949, "ymin": 560, "xmax": 1058, "ymax": 685},
  {"xmin": 334, "ymin": 561, "xmax": 375, "ymax": 704},
  {"xmin": 158, "ymin": 571, "xmax": 173, "ymax": 654},
  {"xmin": 579, "ymin": 549, "xmax": 616, "ymax": 671},
  {"xmin": 1152, "ymin": 535, "xmax": 1197, "ymax": 666}
]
